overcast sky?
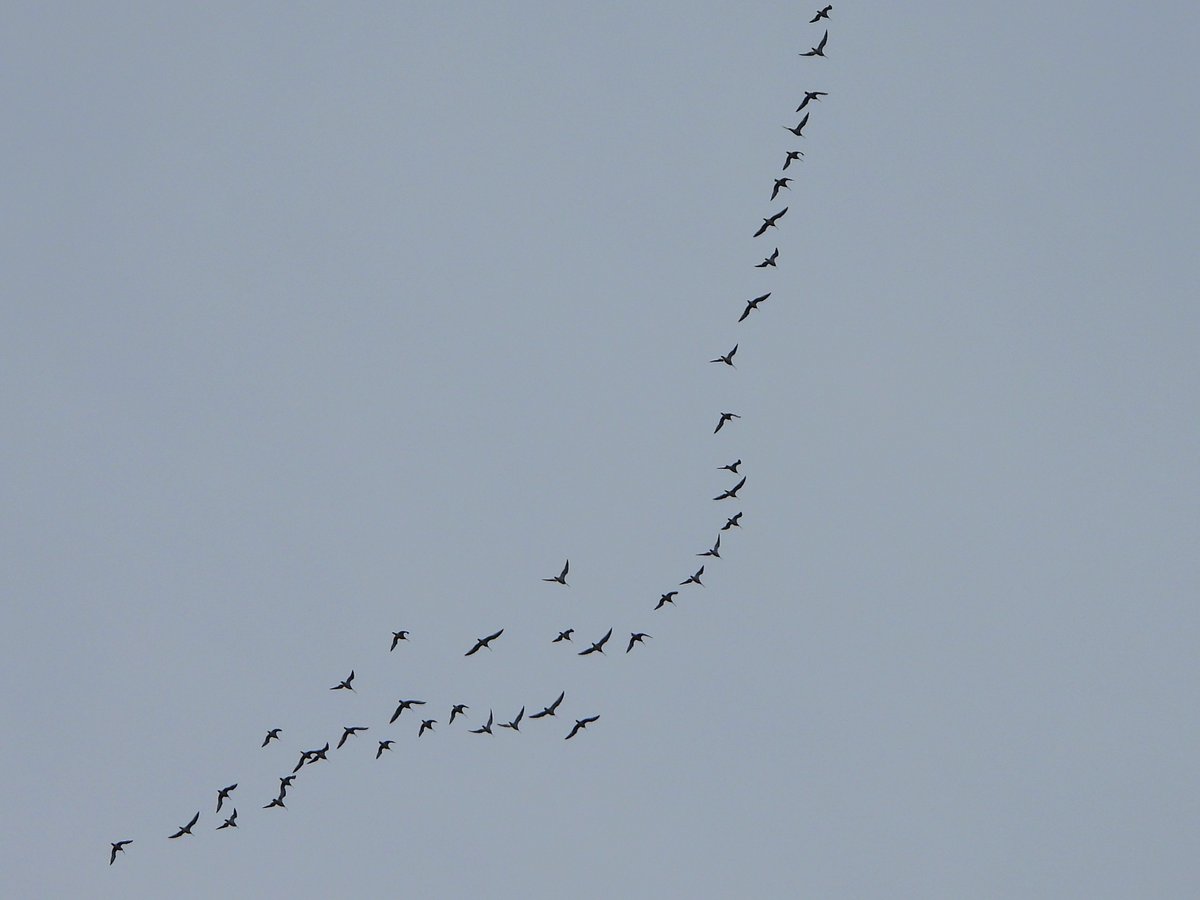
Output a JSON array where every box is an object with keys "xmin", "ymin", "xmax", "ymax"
[{"xmin": 3, "ymin": 3, "xmax": 1198, "ymax": 898}]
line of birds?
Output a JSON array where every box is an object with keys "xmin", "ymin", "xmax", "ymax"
[{"xmin": 107, "ymin": 5, "xmax": 835, "ymax": 865}]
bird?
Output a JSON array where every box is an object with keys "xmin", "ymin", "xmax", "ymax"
[
  {"xmin": 782, "ymin": 150, "xmax": 804, "ymax": 171},
  {"xmin": 811, "ymin": 5, "xmax": 832, "ymax": 23},
  {"xmin": 801, "ymin": 30, "xmax": 828, "ymax": 57},
  {"xmin": 215, "ymin": 784, "xmax": 237, "ymax": 813},
  {"xmin": 277, "ymin": 775, "xmax": 295, "ymax": 799},
  {"xmin": 261, "ymin": 728, "xmax": 282, "ymax": 748},
  {"xmin": 390, "ymin": 630, "xmax": 409, "ymax": 651},
  {"xmin": 543, "ymin": 559, "xmax": 569, "ymax": 585},
  {"xmin": 795, "ymin": 90, "xmax": 828, "ymax": 112},
  {"xmin": 698, "ymin": 535, "xmax": 721, "ymax": 558},
  {"xmin": 306, "ymin": 742, "xmax": 330, "ymax": 765},
  {"xmin": 389, "ymin": 699, "xmax": 427, "ymax": 724},
  {"xmin": 449, "ymin": 703, "xmax": 469, "ymax": 724},
  {"xmin": 376, "ymin": 740, "xmax": 394, "ymax": 758},
  {"xmin": 168, "ymin": 812, "xmax": 200, "ymax": 839},
  {"xmin": 291, "ymin": 751, "xmax": 311, "ymax": 774},
  {"xmin": 771, "ymin": 177, "xmax": 792, "ymax": 201},
  {"xmin": 109, "ymin": 841, "xmax": 132, "ymax": 865},
  {"xmin": 553, "ymin": 629, "xmax": 574, "ymax": 643},
  {"xmin": 753, "ymin": 207, "xmax": 788, "ymax": 237},
  {"xmin": 784, "ymin": 113, "xmax": 809, "ymax": 137},
  {"xmin": 337, "ymin": 725, "xmax": 368, "ymax": 749},
  {"xmin": 720, "ymin": 459, "xmax": 742, "ymax": 473},
  {"xmin": 530, "ymin": 691, "xmax": 565, "ymax": 719},
  {"xmin": 216, "ymin": 810, "xmax": 238, "ymax": 831},
  {"xmin": 710, "ymin": 344, "xmax": 738, "ymax": 368},
  {"xmin": 756, "ymin": 248, "xmax": 779, "ymax": 268},
  {"xmin": 579, "ymin": 627, "xmax": 613, "ymax": 656},
  {"xmin": 626, "ymin": 632, "xmax": 652, "ymax": 653},
  {"xmin": 498, "ymin": 707, "xmax": 524, "ymax": 731},
  {"xmin": 714, "ymin": 412, "xmax": 741, "ymax": 433},
  {"xmin": 714, "ymin": 476, "xmax": 746, "ymax": 501},
  {"xmin": 264, "ymin": 797, "xmax": 286, "ymax": 810},
  {"xmin": 680, "ymin": 566, "xmax": 704, "ymax": 587},
  {"xmin": 464, "ymin": 628, "xmax": 504, "ymax": 656},
  {"xmin": 470, "ymin": 711, "xmax": 495, "ymax": 735},
  {"xmin": 330, "ymin": 670, "xmax": 355, "ymax": 691},
  {"xmin": 721, "ymin": 512, "xmax": 743, "ymax": 531},
  {"xmin": 418, "ymin": 719, "xmax": 437, "ymax": 737},
  {"xmin": 655, "ymin": 591, "xmax": 678, "ymax": 610},
  {"xmin": 565, "ymin": 715, "xmax": 600, "ymax": 740},
  {"xmin": 739, "ymin": 292, "xmax": 770, "ymax": 322}
]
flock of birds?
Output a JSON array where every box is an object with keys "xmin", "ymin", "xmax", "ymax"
[{"xmin": 107, "ymin": 6, "xmax": 836, "ymax": 867}]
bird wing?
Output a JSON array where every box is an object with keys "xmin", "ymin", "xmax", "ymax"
[
  {"xmin": 752, "ymin": 221, "xmax": 770, "ymax": 238},
  {"xmin": 597, "ymin": 627, "xmax": 613, "ymax": 647},
  {"xmin": 186, "ymin": 811, "xmax": 200, "ymax": 829},
  {"xmin": 626, "ymin": 635, "xmax": 636, "ymax": 653},
  {"xmin": 565, "ymin": 722, "xmax": 582, "ymax": 740},
  {"xmin": 582, "ymin": 715, "xmax": 600, "ymax": 726},
  {"xmin": 560, "ymin": 560, "xmax": 569, "ymax": 578},
  {"xmin": 110, "ymin": 846, "xmax": 118, "ymax": 864},
  {"xmin": 551, "ymin": 691, "xmax": 565, "ymax": 711},
  {"xmin": 818, "ymin": 30, "xmax": 828, "ymax": 50},
  {"xmin": 486, "ymin": 628, "xmax": 504, "ymax": 642},
  {"xmin": 464, "ymin": 640, "xmax": 483, "ymax": 656}
]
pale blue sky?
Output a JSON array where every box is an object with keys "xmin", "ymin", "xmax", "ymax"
[{"xmin": 3, "ymin": 3, "xmax": 1198, "ymax": 898}]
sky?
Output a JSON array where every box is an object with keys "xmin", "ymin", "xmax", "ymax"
[{"xmin": 2, "ymin": 2, "xmax": 1199, "ymax": 897}]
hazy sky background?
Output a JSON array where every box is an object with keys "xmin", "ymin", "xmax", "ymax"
[{"xmin": 3, "ymin": 3, "xmax": 1198, "ymax": 897}]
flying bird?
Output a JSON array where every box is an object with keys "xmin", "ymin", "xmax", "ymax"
[
  {"xmin": 680, "ymin": 566, "xmax": 704, "ymax": 587},
  {"xmin": 626, "ymin": 632, "xmax": 652, "ymax": 653},
  {"xmin": 305, "ymin": 742, "xmax": 330, "ymax": 767},
  {"xmin": 261, "ymin": 728, "xmax": 282, "ymax": 748},
  {"xmin": 498, "ymin": 707, "xmax": 524, "ymax": 731},
  {"xmin": 291, "ymin": 751, "xmax": 310, "ymax": 774},
  {"xmin": 795, "ymin": 90, "xmax": 828, "ymax": 111},
  {"xmin": 109, "ymin": 841, "xmax": 132, "ymax": 865},
  {"xmin": 721, "ymin": 512, "xmax": 743, "ymax": 531},
  {"xmin": 756, "ymin": 248, "xmax": 780, "ymax": 268},
  {"xmin": 565, "ymin": 715, "xmax": 600, "ymax": 740},
  {"xmin": 782, "ymin": 150, "xmax": 804, "ymax": 170},
  {"xmin": 390, "ymin": 630, "xmax": 409, "ymax": 651},
  {"xmin": 337, "ymin": 725, "xmax": 368, "ymax": 749},
  {"xmin": 579, "ymin": 627, "xmax": 613, "ymax": 656},
  {"xmin": 698, "ymin": 535, "xmax": 721, "ymax": 558},
  {"xmin": 553, "ymin": 629, "xmax": 574, "ymax": 643},
  {"xmin": 720, "ymin": 459, "xmax": 742, "ymax": 473},
  {"xmin": 470, "ymin": 711, "xmax": 495, "ymax": 735},
  {"xmin": 655, "ymin": 591, "xmax": 678, "ymax": 610},
  {"xmin": 465, "ymin": 628, "xmax": 504, "ymax": 656},
  {"xmin": 714, "ymin": 476, "xmax": 746, "ymax": 501},
  {"xmin": 714, "ymin": 412, "xmax": 741, "ymax": 433},
  {"xmin": 376, "ymin": 740, "xmax": 394, "ymax": 758},
  {"xmin": 710, "ymin": 344, "xmax": 738, "ymax": 367},
  {"xmin": 784, "ymin": 113, "xmax": 809, "ymax": 137},
  {"xmin": 277, "ymin": 775, "xmax": 295, "ymax": 799},
  {"xmin": 215, "ymin": 784, "xmax": 237, "ymax": 813},
  {"xmin": 418, "ymin": 719, "xmax": 437, "ymax": 737},
  {"xmin": 543, "ymin": 560, "xmax": 569, "ymax": 585},
  {"xmin": 801, "ymin": 30, "xmax": 828, "ymax": 57},
  {"xmin": 753, "ymin": 207, "xmax": 788, "ymax": 238},
  {"xmin": 389, "ymin": 699, "xmax": 427, "ymax": 724},
  {"xmin": 771, "ymin": 177, "xmax": 792, "ymax": 201},
  {"xmin": 739, "ymin": 292, "xmax": 770, "ymax": 322},
  {"xmin": 811, "ymin": 5, "xmax": 832, "ymax": 23},
  {"xmin": 264, "ymin": 797, "xmax": 286, "ymax": 810},
  {"xmin": 168, "ymin": 812, "xmax": 200, "ymax": 839},
  {"xmin": 449, "ymin": 703, "xmax": 469, "ymax": 724},
  {"xmin": 216, "ymin": 810, "xmax": 238, "ymax": 830},
  {"xmin": 330, "ymin": 670, "xmax": 355, "ymax": 692},
  {"xmin": 530, "ymin": 691, "xmax": 566, "ymax": 719}
]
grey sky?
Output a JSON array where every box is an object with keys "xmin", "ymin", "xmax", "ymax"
[{"xmin": 2, "ymin": 3, "xmax": 1198, "ymax": 898}]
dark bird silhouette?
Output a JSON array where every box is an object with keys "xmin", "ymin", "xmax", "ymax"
[
  {"xmin": 782, "ymin": 150, "xmax": 804, "ymax": 170},
  {"xmin": 801, "ymin": 30, "xmax": 828, "ymax": 57},
  {"xmin": 796, "ymin": 90, "xmax": 828, "ymax": 112},
  {"xmin": 710, "ymin": 344, "xmax": 738, "ymax": 367},
  {"xmin": 784, "ymin": 113, "xmax": 809, "ymax": 137},
  {"xmin": 655, "ymin": 591, "xmax": 678, "ymax": 610},
  {"xmin": 418, "ymin": 719, "xmax": 437, "ymax": 737},
  {"xmin": 277, "ymin": 775, "xmax": 295, "ymax": 799},
  {"xmin": 698, "ymin": 535, "xmax": 721, "ymax": 558},
  {"xmin": 390, "ymin": 630, "xmax": 409, "ymax": 651},
  {"xmin": 543, "ymin": 560, "xmax": 569, "ymax": 585},
  {"xmin": 714, "ymin": 476, "xmax": 746, "ymax": 501},
  {"xmin": 720, "ymin": 459, "xmax": 742, "ymax": 473},
  {"xmin": 721, "ymin": 512, "xmax": 743, "ymax": 531},
  {"xmin": 565, "ymin": 715, "xmax": 600, "ymax": 740},
  {"xmin": 215, "ymin": 784, "xmax": 237, "ymax": 813},
  {"xmin": 753, "ymin": 207, "xmax": 788, "ymax": 238},
  {"xmin": 465, "ymin": 628, "xmax": 504, "ymax": 656},
  {"xmin": 714, "ymin": 412, "xmax": 741, "ymax": 434},
  {"xmin": 291, "ymin": 751, "xmax": 310, "ymax": 774},
  {"xmin": 168, "ymin": 812, "xmax": 200, "ymax": 839},
  {"xmin": 469, "ymin": 710, "xmax": 495, "ymax": 735},
  {"xmin": 626, "ymin": 632, "xmax": 652, "ymax": 653},
  {"xmin": 680, "ymin": 566, "xmax": 704, "ymax": 587},
  {"xmin": 216, "ymin": 810, "xmax": 238, "ymax": 830},
  {"xmin": 579, "ymin": 627, "xmax": 613, "ymax": 656},
  {"xmin": 330, "ymin": 670, "xmax": 355, "ymax": 692},
  {"xmin": 771, "ymin": 177, "xmax": 792, "ymax": 201},
  {"xmin": 530, "ymin": 691, "xmax": 565, "ymax": 719},
  {"xmin": 109, "ymin": 841, "xmax": 132, "ymax": 865},
  {"xmin": 756, "ymin": 247, "xmax": 780, "ymax": 268},
  {"xmin": 376, "ymin": 740, "xmax": 394, "ymax": 758},
  {"xmin": 811, "ymin": 5, "xmax": 832, "ymax": 23},
  {"xmin": 498, "ymin": 707, "xmax": 524, "ymax": 731},
  {"xmin": 305, "ymin": 742, "xmax": 330, "ymax": 767},
  {"xmin": 553, "ymin": 629, "xmax": 574, "ymax": 643},
  {"xmin": 264, "ymin": 797, "xmax": 286, "ymax": 810},
  {"xmin": 337, "ymin": 725, "xmax": 368, "ymax": 749},
  {"xmin": 739, "ymin": 292, "xmax": 770, "ymax": 323},
  {"xmin": 389, "ymin": 699, "xmax": 426, "ymax": 724},
  {"xmin": 261, "ymin": 728, "xmax": 282, "ymax": 748},
  {"xmin": 449, "ymin": 704, "xmax": 469, "ymax": 724}
]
